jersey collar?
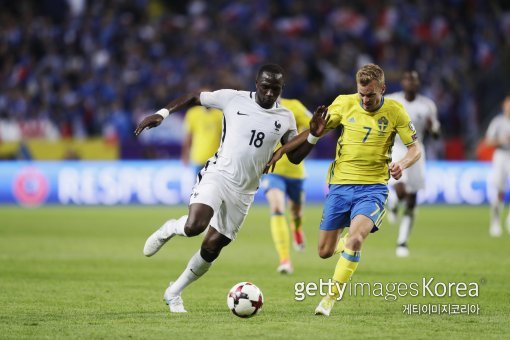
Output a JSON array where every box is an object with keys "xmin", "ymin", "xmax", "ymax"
[
  {"xmin": 359, "ymin": 96, "xmax": 385, "ymax": 112},
  {"xmin": 251, "ymin": 92, "xmax": 279, "ymax": 109}
]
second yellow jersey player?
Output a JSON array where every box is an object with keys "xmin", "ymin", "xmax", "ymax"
[
  {"xmin": 182, "ymin": 106, "xmax": 223, "ymax": 175},
  {"xmin": 261, "ymin": 98, "xmax": 311, "ymax": 274}
]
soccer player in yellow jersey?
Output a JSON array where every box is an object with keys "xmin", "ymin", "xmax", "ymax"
[
  {"xmin": 182, "ymin": 106, "xmax": 223, "ymax": 175},
  {"xmin": 266, "ymin": 64, "xmax": 421, "ymax": 316},
  {"xmin": 260, "ymin": 98, "xmax": 312, "ymax": 274}
]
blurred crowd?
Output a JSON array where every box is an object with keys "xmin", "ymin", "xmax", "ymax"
[{"xmin": 1, "ymin": 0, "xmax": 510, "ymax": 159}]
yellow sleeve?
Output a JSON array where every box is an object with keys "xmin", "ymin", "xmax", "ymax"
[
  {"xmin": 184, "ymin": 107, "xmax": 198, "ymax": 134},
  {"xmin": 395, "ymin": 106, "xmax": 418, "ymax": 145},
  {"xmin": 326, "ymin": 95, "xmax": 344, "ymax": 129},
  {"xmin": 292, "ymin": 100, "xmax": 312, "ymax": 131},
  {"xmin": 280, "ymin": 99, "xmax": 311, "ymax": 132}
]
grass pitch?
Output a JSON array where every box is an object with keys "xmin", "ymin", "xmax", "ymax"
[{"xmin": 1, "ymin": 205, "xmax": 509, "ymax": 339}]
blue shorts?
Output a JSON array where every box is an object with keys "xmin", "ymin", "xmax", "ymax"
[
  {"xmin": 320, "ymin": 184, "xmax": 388, "ymax": 233},
  {"xmin": 261, "ymin": 174, "xmax": 304, "ymax": 204}
]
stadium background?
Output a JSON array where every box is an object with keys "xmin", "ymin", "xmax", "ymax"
[{"xmin": 1, "ymin": 1, "xmax": 510, "ymax": 338}]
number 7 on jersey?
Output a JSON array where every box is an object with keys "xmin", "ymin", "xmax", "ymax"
[{"xmin": 362, "ymin": 126, "xmax": 372, "ymax": 143}]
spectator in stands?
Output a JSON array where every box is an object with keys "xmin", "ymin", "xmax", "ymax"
[{"xmin": 0, "ymin": 0, "xmax": 509, "ymax": 159}]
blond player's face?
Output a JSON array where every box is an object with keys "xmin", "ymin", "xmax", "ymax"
[{"xmin": 358, "ymin": 80, "xmax": 385, "ymax": 112}]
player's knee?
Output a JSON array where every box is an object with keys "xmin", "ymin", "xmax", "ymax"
[
  {"xmin": 184, "ymin": 216, "xmax": 209, "ymax": 237},
  {"xmin": 200, "ymin": 246, "xmax": 219, "ymax": 263},
  {"xmin": 346, "ymin": 234, "xmax": 364, "ymax": 251},
  {"xmin": 271, "ymin": 207, "xmax": 284, "ymax": 215},
  {"xmin": 318, "ymin": 245, "xmax": 334, "ymax": 259},
  {"xmin": 395, "ymin": 187, "xmax": 406, "ymax": 200}
]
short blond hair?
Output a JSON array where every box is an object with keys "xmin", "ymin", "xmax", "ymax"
[{"xmin": 356, "ymin": 64, "xmax": 385, "ymax": 87}]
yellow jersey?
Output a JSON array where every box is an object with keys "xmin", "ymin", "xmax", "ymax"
[
  {"xmin": 184, "ymin": 106, "xmax": 223, "ymax": 165},
  {"xmin": 326, "ymin": 94, "xmax": 417, "ymax": 184},
  {"xmin": 273, "ymin": 98, "xmax": 312, "ymax": 179}
]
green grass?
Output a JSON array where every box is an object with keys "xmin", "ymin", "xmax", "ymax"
[{"xmin": 1, "ymin": 205, "xmax": 509, "ymax": 339}]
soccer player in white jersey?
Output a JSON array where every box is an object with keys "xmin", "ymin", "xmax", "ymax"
[
  {"xmin": 133, "ymin": 64, "xmax": 328, "ymax": 313},
  {"xmin": 385, "ymin": 71, "xmax": 440, "ymax": 257},
  {"xmin": 486, "ymin": 94, "xmax": 510, "ymax": 237}
]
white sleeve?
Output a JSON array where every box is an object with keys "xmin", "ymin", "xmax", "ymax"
[
  {"xmin": 486, "ymin": 116, "xmax": 500, "ymax": 142},
  {"xmin": 200, "ymin": 89, "xmax": 237, "ymax": 110},
  {"xmin": 428, "ymin": 99, "xmax": 440, "ymax": 133},
  {"xmin": 281, "ymin": 114, "xmax": 298, "ymax": 144}
]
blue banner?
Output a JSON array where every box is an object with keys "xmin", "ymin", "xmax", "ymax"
[{"xmin": 0, "ymin": 160, "xmax": 506, "ymax": 206}]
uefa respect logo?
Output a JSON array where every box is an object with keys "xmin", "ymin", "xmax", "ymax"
[
  {"xmin": 12, "ymin": 167, "xmax": 50, "ymax": 206},
  {"xmin": 294, "ymin": 277, "xmax": 480, "ymax": 302}
]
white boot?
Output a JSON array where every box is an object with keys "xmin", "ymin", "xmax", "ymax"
[
  {"xmin": 164, "ymin": 282, "xmax": 187, "ymax": 313},
  {"xmin": 143, "ymin": 219, "xmax": 177, "ymax": 256}
]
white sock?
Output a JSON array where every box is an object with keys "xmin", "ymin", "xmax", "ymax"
[
  {"xmin": 490, "ymin": 202, "xmax": 502, "ymax": 226},
  {"xmin": 397, "ymin": 214, "xmax": 413, "ymax": 245},
  {"xmin": 173, "ymin": 215, "xmax": 188, "ymax": 236},
  {"xmin": 168, "ymin": 251, "xmax": 212, "ymax": 296}
]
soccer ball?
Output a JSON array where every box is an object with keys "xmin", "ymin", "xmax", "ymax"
[{"xmin": 227, "ymin": 282, "xmax": 264, "ymax": 318}]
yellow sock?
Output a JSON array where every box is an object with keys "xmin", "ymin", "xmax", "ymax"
[
  {"xmin": 330, "ymin": 247, "xmax": 360, "ymax": 297},
  {"xmin": 333, "ymin": 233, "xmax": 348, "ymax": 255},
  {"xmin": 271, "ymin": 214, "xmax": 290, "ymax": 263}
]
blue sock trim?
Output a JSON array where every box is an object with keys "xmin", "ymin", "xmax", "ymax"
[{"xmin": 341, "ymin": 251, "xmax": 361, "ymax": 262}]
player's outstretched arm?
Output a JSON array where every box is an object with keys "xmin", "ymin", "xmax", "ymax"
[
  {"xmin": 389, "ymin": 143, "xmax": 421, "ymax": 180},
  {"xmin": 287, "ymin": 105, "xmax": 329, "ymax": 164},
  {"xmin": 264, "ymin": 130, "xmax": 308, "ymax": 173},
  {"xmin": 264, "ymin": 105, "xmax": 329, "ymax": 173},
  {"xmin": 134, "ymin": 93, "xmax": 201, "ymax": 136}
]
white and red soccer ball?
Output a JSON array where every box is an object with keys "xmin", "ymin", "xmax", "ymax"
[{"xmin": 227, "ymin": 282, "xmax": 264, "ymax": 318}]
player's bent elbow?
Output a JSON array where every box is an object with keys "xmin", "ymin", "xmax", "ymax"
[
  {"xmin": 288, "ymin": 157, "xmax": 303, "ymax": 165},
  {"xmin": 287, "ymin": 152, "xmax": 304, "ymax": 165}
]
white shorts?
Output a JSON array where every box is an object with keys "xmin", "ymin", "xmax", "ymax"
[
  {"xmin": 492, "ymin": 150, "xmax": 510, "ymax": 192},
  {"xmin": 189, "ymin": 172, "xmax": 254, "ymax": 240},
  {"xmin": 389, "ymin": 143, "xmax": 426, "ymax": 193}
]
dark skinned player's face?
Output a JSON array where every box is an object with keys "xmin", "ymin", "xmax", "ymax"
[
  {"xmin": 255, "ymin": 71, "xmax": 284, "ymax": 109},
  {"xmin": 401, "ymin": 71, "xmax": 420, "ymax": 94}
]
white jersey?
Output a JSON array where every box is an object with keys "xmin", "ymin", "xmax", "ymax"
[
  {"xmin": 386, "ymin": 92, "xmax": 439, "ymax": 150},
  {"xmin": 386, "ymin": 92, "xmax": 438, "ymax": 192},
  {"xmin": 486, "ymin": 114, "xmax": 510, "ymax": 191},
  {"xmin": 486, "ymin": 114, "xmax": 510, "ymax": 153},
  {"xmin": 199, "ymin": 90, "xmax": 298, "ymax": 194}
]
